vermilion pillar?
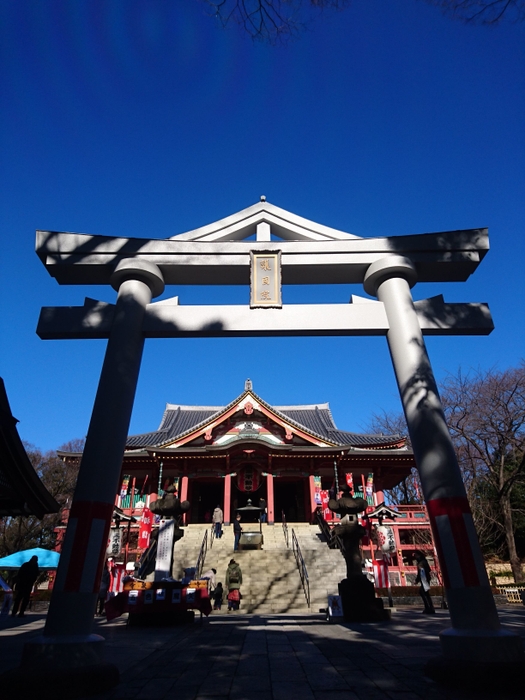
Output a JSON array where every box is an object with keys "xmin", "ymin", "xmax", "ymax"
[
  {"xmin": 266, "ymin": 473, "xmax": 274, "ymax": 525},
  {"xmin": 309, "ymin": 475, "xmax": 317, "ymax": 523},
  {"xmin": 364, "ymin": 256, "xmax": 522, "ymax": 663},
  {"xmin": 223, "ymin": 473, "xmax": 232, "ymax": 526},
  {"xmin": 180, "ymin": 476, "xmax": 189, "ymax": 525}
]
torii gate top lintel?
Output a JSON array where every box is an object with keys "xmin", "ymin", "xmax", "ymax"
[{"xmin": 36, "ymin": 199, "xmax": 488, "ymax": 287}]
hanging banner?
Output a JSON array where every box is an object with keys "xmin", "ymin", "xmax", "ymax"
[
  {"xmin": 366, "ymin": 472, "xmax": 374, "ymax": 506},
  {"xmin": 373, "ymin": 559, "xmax": 390, "ymax": 588},
  {"xmin": 109, "ymin": 562, "xmax": 125, "ymax": 596},
  {"xmin": 138, "ymin": 507, "xmax": 153, "ymax": 550},
  {"xmin": 107, "ymin": 527, "xmax": 123, "ymax": 557},
  {"xmin": 120, "ymin": 475, "xmax": 130, "ymax": 499},
  {"xmin": 345, "ymin": 473, "xmax": 354, "ymax": 491},
  {"xmin": 313, "ymin": 476, "xmax": 322, "ymax": 505},
  {"xmin": 237, "ymin": 465, "xmax": 261, "ymax": 492},
  {"xmin": 320, "ymin": 490, "xmax": 332, "ymax": 521}
]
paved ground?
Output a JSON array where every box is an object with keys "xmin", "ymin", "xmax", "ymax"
[{"xmin": 1, "ymin": 606, "xmax": 524, "ymax": 700}]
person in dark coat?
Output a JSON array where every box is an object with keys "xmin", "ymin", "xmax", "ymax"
[
  {"xmin": 258, "ymin": 498, "xmax": 267, "ymax": 523},
  {"xmin": 12, "ymin": 555, "xmax": 39, "ymax": 617},
  {"xmin": 415, "ymin": 551, "xmax": 435, "ymax": 614},
  {"xmin": 97, "ymin": 560, "xmax": 111, "ymax": 615},
  {"xmin": 233, "ymin": 514, "xmax": 243, "ymax": 552},
  {"xmin": 212, "ymin": 582, "xmax": 224, "ymax": 611}
]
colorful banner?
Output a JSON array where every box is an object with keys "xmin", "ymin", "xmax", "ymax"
[
  {"xmin": 109, "ymin": 562, "xmax": 125, "ymax": 595},
  {"xmin": 366, "ymin": 472, "xmax": 374, "ymax": 506},
  {"xmin": 120, "ymin": 475, "xmax": 130, "ymax": 498},
  {"xmin": 373, "ymin": 559, "xmax": 390, "ymax": 588},
  {"xmin": 313, "ymin": 476, "xmax": 322, "ymax": 505},
  {"xmin": 345, "ymin": 473, "xmax": 354, "ymax": 491},
  {"xmin": 138, "ymin": 507, "xmax": 153, "ymax": 550},
  {"xmin": 320, "ymin": 490, "xmax": 332, "ymax": 521}
]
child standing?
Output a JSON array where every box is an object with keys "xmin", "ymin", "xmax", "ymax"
[{"xmin": 212, "ymin": 582, "xmax": 224, "ymax": 611}]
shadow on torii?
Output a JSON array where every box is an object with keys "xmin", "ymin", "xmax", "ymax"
[{"xmin": 8, "ymin": 198, "xmax": 522, "ymax": 694}]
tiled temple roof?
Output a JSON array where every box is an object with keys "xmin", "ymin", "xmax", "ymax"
[{"xmin": 125, "ymin": 391, "xmax": 404, "ymax": 450}]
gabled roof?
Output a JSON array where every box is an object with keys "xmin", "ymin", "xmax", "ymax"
[
  {"xmin": 167, "ymin": 199, "xmax": 360, "ymax": 242},
  {"xmin": 125, "ymin": 387, "xmax": 405, "ymax": 451},
  {"xmin": 0, "ymin": 378, "xmax": 60, "ymax": 518}
]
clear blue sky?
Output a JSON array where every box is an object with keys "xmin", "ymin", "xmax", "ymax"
[{"xmin": 1, "ymin": 1, "xmax": 524, "ymax": 453}]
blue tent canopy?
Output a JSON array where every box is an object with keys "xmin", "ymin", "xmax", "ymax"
[{"xmin": 0, "ymin": 547, "xmax": 59, "ymax": 569}]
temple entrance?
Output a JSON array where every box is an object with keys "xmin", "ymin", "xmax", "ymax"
[
  {"xmin": 274, "ymin": 478, "xmax": 307, "ymax": 522},
  {"xmin": 188, "ymin": 479, "xmax": 223, "ymax": 524},
  {"xmin": 231, "ymin": 485, "xmax": 267, "ymax": 526}
]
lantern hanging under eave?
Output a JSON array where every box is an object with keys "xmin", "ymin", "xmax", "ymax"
[
  {"xmin": 375, "ymin": 525, "xmax": 396, "ymax": 553},
  {"xmin": 237, "ymin": 465, "xmax": 261, "ymax": 493}
]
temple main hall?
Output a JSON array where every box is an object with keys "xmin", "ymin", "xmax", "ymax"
[{"xmin": 119, "ymin": 380, "xmax": 414, "ymax": 526}]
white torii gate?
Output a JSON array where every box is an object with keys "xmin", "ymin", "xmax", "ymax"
[{"xmin": 27, "ymin": 199, "xmax": 522, "ymax": 677}]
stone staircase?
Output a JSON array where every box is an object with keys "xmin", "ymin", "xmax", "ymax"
[{"xmin": 170, "ymin": 521, "xmax": 347, "ymax": 614}]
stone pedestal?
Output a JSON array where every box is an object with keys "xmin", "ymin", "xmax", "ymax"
[{"xmin": 338, "ymin": 576, "xmax": 391, "ymax": 622}]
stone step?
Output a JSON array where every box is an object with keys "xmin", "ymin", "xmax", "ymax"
[{"xmin": 168, "ymin": 522, "xmax": 347, "ymax": 612}]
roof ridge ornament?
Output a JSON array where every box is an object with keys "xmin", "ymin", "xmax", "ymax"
[{"xmin": 244, "ymin": 378, "xmax": 253, "ymax": 391}]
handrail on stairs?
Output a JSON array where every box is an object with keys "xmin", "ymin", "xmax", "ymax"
[
  {"xmin": 209, "ymin": 523, "xmax": 215, "ymax": 550},
  {"xmin": 315, "ymin": 508, "xmax": 346, "ymax": 557},
  {"xmin": 291, "ymin": 528, "xmax": 310, "ymax": 608},
  {"xmin": 282, "ymin": 510, "xmax": 289, "ymax": 548},
  {"xmin": 195, "ymin": 529, "xmax": 208, "ymax": 579}
]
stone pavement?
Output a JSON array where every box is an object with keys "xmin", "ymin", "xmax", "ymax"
[{"xmin": 1, "ymin": 607, "xmax": 524, "ymax": 700}]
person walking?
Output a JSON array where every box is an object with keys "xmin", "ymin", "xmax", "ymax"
[
  {"xmin": 202, "ymin": 568, "xmax": 217, "ymax": 592},
  {"xmin": 97, "ymin": 560, "xmax": 111, "ymax": 615},
  {"xmin": 11, "ymin": 555, "xmax": 39, "ymax": 617},
  {"xmin": 258, "ymin": 497, "xmax": 267, "ymax": 524},
  {"xmin": 212, "ymin": 505, "xmax": 223, "ymax": 538},
  {"xmin": 233, "ymin": 514, "xmax": 242, "ymax": 551},
  {"xmin": 415, "ymin": 551, "xmax": 435, "ymax": 614},
  {"xmin": 225, "ymin": 559, "xmax": 242, "ymax": 611}
]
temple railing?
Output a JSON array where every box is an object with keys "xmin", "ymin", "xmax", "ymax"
[
  {"xmin": 315, "ymin": 508, "xmax": 346, "ymax": 557},
  {"xmin": 195, "ymin": 529, "xmax": 208, "ymax": 579},
  {"xmin": 291, "ymin": 528, "xmax": 310, "ymax": 608}
]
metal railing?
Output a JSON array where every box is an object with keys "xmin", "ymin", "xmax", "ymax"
[
  {"xmin": 282, "ymin": 510, "xmax": 289, "ymax": 548},
  {"xmin": 209, "ymin": 524, "xmax": 215, "ymax": 550},
  {"xmin": 195, "ymin": 529, "xmax": 208, "ymax": 579},
  {"xmin": 291, "ymin": 528, "xmax": 310, "ymax": 608},
  {"xmin": 315, "ymin": 509, "xmax": 346, "ymax": 557}
]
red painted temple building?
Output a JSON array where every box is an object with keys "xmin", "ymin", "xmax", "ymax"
[{"xmin": 57, "ymin": 381, "xmax": 439, "ymax": 587}]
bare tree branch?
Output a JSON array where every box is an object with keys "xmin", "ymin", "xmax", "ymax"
[{"xmin": 424, "ymin": 0, "xmax": 525, "ymax": 24}]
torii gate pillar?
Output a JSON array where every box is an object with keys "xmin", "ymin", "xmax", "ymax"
[
  {"xmin": 21, "ymin": 259, "xmax": 164, "ymax": 680},
  {"xmin": 364, "ymin": 257, "xmax": 523, "ymax": 665}
]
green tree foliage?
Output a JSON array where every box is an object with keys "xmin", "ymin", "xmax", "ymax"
[{"xmin": 0, "ymin": 440, "xmax": 82, "ymax": 558}]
